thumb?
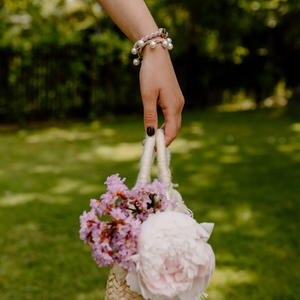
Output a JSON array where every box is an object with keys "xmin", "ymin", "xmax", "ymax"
[{"xmin": 142, "ymin": 94, "xmax": 158, "ymax": 137}]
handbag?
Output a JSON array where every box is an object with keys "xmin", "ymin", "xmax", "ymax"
[
  {"xmin": 79, "ymin": 129, "xmax": 215, "ymax": 300},
  {"xmin": 105, "ymin": 129, "xmax": 195, "ymax": 300}
]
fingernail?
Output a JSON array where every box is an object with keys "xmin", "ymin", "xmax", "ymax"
[{"xmin": 147, "ymin": 127, "xmax": 155, "ymax": 136}]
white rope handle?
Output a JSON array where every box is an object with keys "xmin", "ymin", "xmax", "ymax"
[
  {"xmin": 136, "ymin": 129, "xmax": 171, "ymax": 186},
  {"xmin": 135, "ymin": 129, "xmax": 192, "ymax": 215},
  {"xmin": 156, "ymin": 129, "xmax": 172, "ymax": 192},
  {"xmin": 136, "ymin": 134, "xmax": 156, "ymax": 184}
]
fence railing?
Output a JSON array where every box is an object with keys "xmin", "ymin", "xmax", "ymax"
[{"xmin": 0, "ymin": 45, "xmax": 141, "ymax": 123}]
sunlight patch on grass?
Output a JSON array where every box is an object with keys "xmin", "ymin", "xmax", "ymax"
[
  {"xmin": 207, "ymin": 208, "xmax": 229, "ymax": 222},
  {"xmin": 170, "ymin": 138, "xmax": 204, "ymax": 153},
  {"xmin": 291, "ymin": 123, "xmax": 300, "ymax": 132},
  {"xmin": 277, "ymin": 144, "xmax": 300, "ymax": 153},
  {"xmin": 180, "ymin": 121, "xmax": 205, "ymax": 136},
  {"xmin": 77, "ymin": 288, "xmax": 107, "ymax": 300},
  {"xmin": 208, "ymin": 267, "xmax": 256, "ymax": 299},
  {"xmin": 221, "ymin": 145, "xmax": 240, "ymax": 153},
  {"xmin": 0, "ymin": 192, "xmax": 71, "ymax": 206},
  {"xmin": 101, "ymin": 128, "xmax": 116, "ymax": 136},
  {"xmin": 9, "ymin": 163, "xmax": 25, "ymax": 171},
  {"xmin": 189, "ymin": 173, "xmax": 212, "ymax": 187},
  {"xmin": 76, "ymin": 152, "xmax": 95, "ymax": 162},
  {"xmin": 217, "ymin": 99, "xmax": 256, "ymax": 112},
  {"xmin": 211, "ymin": 268, "xmax": 256, "ymax": 286},
  {"xmin": 217, "ymin": 223, "xmax": 235, "ymax": 232},
  {"xmin": 26, "ymin": 128, "xmax": 97, "ymax": 143},
  {"xmin": 0, "ymin": 193, "xmax": 37, "ymax": 206},
  {"xmin": 235, "ymin": 205, "xmax": 253, "ymax": 222},
  {"xmin": 51, "ymin": 178, "xmax": 82, "ymax": 194},
  {"xmin": 190, "ymin": 126, "xmax": 205, "ymax": 136},
  {"xmin": 31, "ymin": 165, "xmax": 61, "ymax": 174},
  {"xmin": 78, "ymin": 184, "xmax": 103, "ymax": 195},
  {"xmin": 219, "ymin": 155, "xmax": 242, "ymax": 164},
  {"xmin": 94, "ymin": 143, "xmax": 142, "ymax": 162}
]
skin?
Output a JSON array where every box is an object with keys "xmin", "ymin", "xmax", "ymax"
[{"xmin": 96, "ymin": 0, "xmax": 184, "ymax": 146}]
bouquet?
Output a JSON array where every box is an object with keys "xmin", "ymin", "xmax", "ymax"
[
  {"xmin": 79, "ymin": 129, "xmax": 215, "ymax": 300},
  {"xmin": 79, "ymin": 174, "xmax": 177, "ymax": 271}
]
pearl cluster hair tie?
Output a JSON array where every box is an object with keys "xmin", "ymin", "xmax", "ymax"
[{"xmin": 131, "ymin": 28, "xmax": 173, "ymax": 66}]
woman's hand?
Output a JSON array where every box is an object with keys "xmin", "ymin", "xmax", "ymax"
[
  {"xmin": 96, "ymin": 0, "xmax": 184, "ymax": 146},
  {"xmin": 139, "ymin": 45, "xmax": 184, "ymax": 147}
]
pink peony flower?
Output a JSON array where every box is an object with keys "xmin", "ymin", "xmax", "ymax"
[{"xmin": 126, "ymin": 211, "xmax": 215, "ymax": 300}]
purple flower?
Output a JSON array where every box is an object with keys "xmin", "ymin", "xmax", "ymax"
[
  {"xmin": 107, "ymin": 181, "xmax": 128, "ymax": 198},
  {"xmin": 135, "ymin": 182, "xmax": 148, "ymax": 192},
  {"xmin": 92, "ymin": 247, "xmax": 114, "ymax": 268},
  {"xmin": 80, "ymin": 173, "xmax": 172, "ymax": 272},
  {"xmin": 149, "ymin": 179, "xmax": 166, "ymax": 196},
  {"xmin": 110, "ymin": 207, "xmax": 126, "ymax": 221},
  {"xmin": 98, "ymin": 192, "xmax": 118, "ymax": 210},
  {"xmin": 126, "ymin": 189, "xmax": 139, "ymax": 203},
  {"xmin": 139, "ymin": 194, "xmax": 152, "ymax": 210},
  {"xmin": 128, "ymin": 219, "xmax": 141, "ymax": 238},
  {"xmin": 104, "ymin": 174, "xmax": 125, "ymax": 186},
  {"xmin": 79, "ymin": 209, "xmax": 97, "ymax": 243},
  {"xmin": 91, "ymin": 221, "xmax": 106, "ymax": 244}
]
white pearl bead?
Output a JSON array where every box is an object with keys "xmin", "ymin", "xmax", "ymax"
[
  {"xmin": 167, "ymin": 43, "xmax": 173, "ymax": 50},
  {"xmin": 167, "ymin": 38, "xmax": 172, "ymax": 43},
  {"xmin": 131, "ymin": 48, "xmax": 138, "ymax": 55},
  {"xmin": 133, "ymin": 58, "xmax": 140, "ymax": 66},
  {"xmin": 162, "ymin": 40, "xmax": 168, "ymax": 48},
  {"xmin": 150, "ymin": 41, "xmax": 156, "ymax": 48},
  {"xmin": 137, "ymin": 40, "xmax": 144, "ymax": 47}
]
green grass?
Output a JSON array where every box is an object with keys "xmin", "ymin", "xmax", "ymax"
[{"xmin": 0, "ymin": 108, "xmax": 299, "ymax": 300}]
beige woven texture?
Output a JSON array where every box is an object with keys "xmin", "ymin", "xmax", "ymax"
[{"xmin": 105, "ymin": 263, "xmax": 148, "ymax": 300}]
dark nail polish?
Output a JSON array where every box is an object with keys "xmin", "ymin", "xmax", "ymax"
[{"xmin": 147, "ymin": 127, "xmax": 155, "ymax": 136}]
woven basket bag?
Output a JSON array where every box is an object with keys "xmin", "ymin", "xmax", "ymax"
[{"xmin": 104, "ymin": 129, "xmax": 191, "ymax": 300}]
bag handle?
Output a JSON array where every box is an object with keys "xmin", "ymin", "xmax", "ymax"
[
  {"xmin": 136, "ymin": 133, "xmax": 156, "ymax": 185},
  {"xmin": 156, "ymin": 129, "xmax": 172, "ymax": 192},
  {"xmin": 135, "ymin": 129, "xmax": 192, "ymax": 215},
  {"xmin": 136, "ymin": 129, "xmax": 171, "ymax": 187}
]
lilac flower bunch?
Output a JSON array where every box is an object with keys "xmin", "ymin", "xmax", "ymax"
[{"xmin": 79, "ymin": 174, "xmax": 175, "ymax": 271}]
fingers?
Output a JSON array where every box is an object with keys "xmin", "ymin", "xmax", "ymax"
[
  {"xmin": 159, "ymin": 93, "xmax": 184, "ymax": 147},
  {"xmin": 142, "ymin": 94, "xmax": 158, "ymax": 138},
  {"xmin": 161, "ymin": 113, "xmax": 182, "ymax": 147}
]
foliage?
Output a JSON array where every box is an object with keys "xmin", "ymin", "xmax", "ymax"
[
  {"xmin": 0, "ymin": 0, "xmax": 300, "ymax": 121},
  {"xmin": 0, "ymin": 109, "xmax": 299, "ymax": 299}
]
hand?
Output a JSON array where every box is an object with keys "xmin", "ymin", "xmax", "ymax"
[{"xmin": 139, "ymin": 45, "xmax": 184, "ymax": 147}]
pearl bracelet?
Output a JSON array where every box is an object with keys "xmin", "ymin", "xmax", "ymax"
[{"xmin": 131, "ymin": 28, "xmax": 173, "ymax": 66}]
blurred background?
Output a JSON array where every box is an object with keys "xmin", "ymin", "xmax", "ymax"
[
  {"xmin": 0, "ymin": 0, "xmax": 300, "ymax": 300},
  {"xmin": 1, "ymin": 0, "xmax": 300, "ymax": 122}
]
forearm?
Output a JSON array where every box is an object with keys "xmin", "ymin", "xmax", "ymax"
[{"xmin": 96, "ymin": 0, "xmax": 158, "ymax": 42}]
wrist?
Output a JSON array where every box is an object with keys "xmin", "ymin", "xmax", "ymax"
[
  {"xmin": 131, "ymin": 29, "xmax": 173, "ymax": 66},
  {"xmin": 142, "ymin": 42, "xmax": 169, "ymax": 59}
]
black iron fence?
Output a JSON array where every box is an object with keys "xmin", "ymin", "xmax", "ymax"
[{"xmin": 0, "ymin": 45, "xmax": 141, "ymax": 123}]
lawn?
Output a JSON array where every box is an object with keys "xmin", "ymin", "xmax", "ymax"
[{"xmin": 0, "ymin": 108, "xmax": 299, "ymax": 300}]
